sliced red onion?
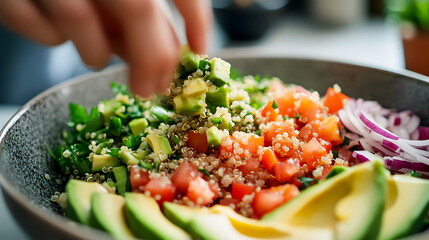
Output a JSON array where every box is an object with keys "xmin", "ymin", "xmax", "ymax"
[
  {"xmin": 394, "ymin": 117, "xmax": 401, "ymax": 126},
  {"xmin": 382, "ymin": 139, "xmax": 400, "ymax": 152},
  {"xmin": 352, "ymin": 150, "xmax": 381, "ymax": 163},
  {"xmin": 360, "ymin": 111, "xmax": 399, "ymax": 140},
  {"xmin": 419, "ymin": 127, "xmax": 429, "ymax": 140}
]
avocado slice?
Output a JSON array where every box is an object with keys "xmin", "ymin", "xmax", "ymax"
[
  {"xmin": 208, "ymin": 58, "xmax": 231, "ymax": 87},
  {"xmin": 262, "ymin": 160, "xmax": 387, "ymax": 240},
  {"xmin": 206, "ymin": 126, "xmax": 222, "ymax": 148},
  {"xmin": 147, "ymin": 132, "xmax": 173, "ymax": 156},
  {"xmin": 91, "ymin": 192, "xmax": 135, "ymax": 239},
  {"xmin": 91, "ymin": 154, "xmax": 122, "ymax": 172},
  {"xmin": 218, "ymin": 116, "xmax": 232, "ymax": 131},
  {"xmin": 183, "ymin": 78, "xmax": 208, "ymax": 97},
  {"xmin": 65, "ymin": 180, "xmax": 107, "ymax": 225},
  {"xmin": 113, "ymin": 166, "xmax": 128, "ymax": 196},
  {"xmin": 128, "ymin": 118, "xmax": 148, "ymax": 136},
  {"xmin": 378, "ymin": 175, "xmax": 429, "ymax": 240},
  {"xmin": 173, "ymin": 94, "xmax": 205, "ymax": 116},
  {"xmin": 124, "ymin": 193, "xmax": 191, "ymax": 240},
  {"xmin": 180, "ymin": 46, "xmax": 200, "ymax": 72},
  {"xmin": 119, "ymin": 147, "xmax": 140, "ymax": 165},
  {"xmin": 163, "ymin": 202, "xmax": 209, "ymax": 231},
  {"xmin": 206, "ymin": 86, "xmax": 229, "ymax": 113}
]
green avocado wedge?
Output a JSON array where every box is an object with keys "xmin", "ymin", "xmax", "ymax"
[
  {"xmin": 65, "ymin": 180, "xmax": 107, "ymax": 225},
  {"xmin": 90, "ymin": 192, "xmax": 135, "ymax": 240},
  {"xmin": 262, "ymin": 160, "xmax": 387, "ymax": 240},
  {"xmin": 124, "ymin": 193, "xmax": 191, "ymax": 240},
  {"xmin": 163, "ymin": 201, "xmax": 208, "ymax": 231},
  {"xmin": 378, "ymin": 175, "xmax": 429, "ymax": 240}
]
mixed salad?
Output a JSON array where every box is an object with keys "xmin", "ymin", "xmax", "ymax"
[{"xmin": 48, "ymin": 48, "xmax": 429, "ymax": 240}]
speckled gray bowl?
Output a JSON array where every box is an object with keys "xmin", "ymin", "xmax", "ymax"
[{"xmin": 1, "ymin": 56, "xmax": 429, "ymax": 240}]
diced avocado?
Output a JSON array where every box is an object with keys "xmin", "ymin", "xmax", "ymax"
[
  {"xmin": 180, "ymin": 45, "xmax": 200, "ymax": 72},
  {"xmin": 91, "ymin": 154, "xmax": 122, "ymax": 172},
  {"xmin": 183, "ymin": 78, "xmax": 208, "ymax": 97},
  {"xmin": 113, "ymin": 166, "xmax": 128, "ymax": 196},
  {"xmin": 206, "ymin": 126, "xmax": 222, "ymax": 148},
  {"xmin": 173, "ymin": 94, "xmax": 205, "ymax": 116},
  {"xmin": 124, "ymin": 193, "xmax": 191, "ymax": 240},
  {"xmin": 102, "ymin": 99, "xmax": 122, "ymax": 121},
  {"xmin": 262, "ymin": 160, "xmax": 387, "ymax": 240},
  {"xmin": 65, "ymin": 180, "xmax": 107, "ymax": 225},
  {"xmin": 206, "ymin": 86, "xmax": 229, "ymax": 113},
  {"xmin": 132, "ymin": 148, "xmax": 151, "ymax": 160},
  {"xmin": 163, "ymin": 202, "xmax": 209, "ymax": 231},
  {"xmin": 90, "ymin": 193, "xmax": 135, "ymax": 239},
  {"xmin": 378, "ymin": 175, "xmax": 429, "ymax": 240},
  {"xmin": 324, "ymin": 165, "xmax": 349, "ymax": 180},
  {"xmin": 119, "ymin": 147, "xmax": 140, "ymax": 165},
  {"xmin": 218, "ymin": 116, "xmax": 232, "ymax": 131},
  {"xmin": 147, "ymin": 132, "xmax": 173, "ymax": 156},
  {"xmin": 208, "ymin": 58, "xmax": 231, "ymax": 87},
  {"xmin": 128, "ymin": 118, "xmax": 148, "ymax": 136}
]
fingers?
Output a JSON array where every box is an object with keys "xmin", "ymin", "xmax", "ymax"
[
  {"xmin": 0, "ymin": 0, "xmax": 65, "ymax": 46},
  {"xmin": 37, "ymin": 0, "xmax": 111, "ymax": 67},
  {"xmin": 103, "ymin": 0, "xmax": 180, "ymax": 98},
  {"xmin": 174, "ymin": 0, "xmax": 213, "ymax": 54}
]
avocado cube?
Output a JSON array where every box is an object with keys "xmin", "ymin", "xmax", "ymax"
[
  {"xmin": 180, "ymin": 45, "xmax": 200, "ymax": 72},
  {"xmin": 183, "ymin": 78, "xmax": 208, "ymax": 97},
  {"xmin": 147, "ymin": 133, "xmax": 173, "ymax": 156},
  {"xmin": 91, "ymin": 154, "xmax": 122, "ymax": 172},
  {"xmin": 173, "ymin": 94, "xmax": 205, "ymax": 116},
  {"xmin": 208, "ymin": 58, "xmax": 231, "ymax": 87},
  {"xmin": 112, "ymin": 166, "xmax": 128, "ymax": 196},
  {"xmin": 132, "ymin": 148, "xmax": 152, "ymax": 160},
  {"xmin": 129, "ymin": 118, "xmax": 148, "ymax": 136},
  {"xmin": 206, "ymin": 87, "xmax": 229, "ymax": 113},
  {"xmin": 218, "ymin": 116, "xmax": 232, "ymax": 131},
  {"xmin": 120, "ymin": 148, "xmax": 140, "ymax": 165},
  {"xmin": 206, "ymin": 126, "xmax": 222, "ymax": 148}
]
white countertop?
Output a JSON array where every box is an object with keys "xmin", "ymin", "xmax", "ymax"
[{"xmin": 0, "ymin": 13, "xmax": 404, "ymax": 240}]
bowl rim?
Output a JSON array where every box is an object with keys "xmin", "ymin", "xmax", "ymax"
[{"xmin": 1, "ymin": 55, "xmax": 429, "ymax": 239}]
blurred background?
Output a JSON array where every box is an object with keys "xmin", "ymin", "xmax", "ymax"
[{"xmin": 0, "ymin": 0, "xmax": 428, "ymax": 238}]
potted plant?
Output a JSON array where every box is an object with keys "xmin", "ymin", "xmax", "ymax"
[{"xmin": 386, "ymin": 0, "xmax": 429, "ymax": 76}]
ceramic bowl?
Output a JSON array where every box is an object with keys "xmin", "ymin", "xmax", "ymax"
[{"xmin": 1, "ymin": 56, "xmax": 428, "ymax": 239}]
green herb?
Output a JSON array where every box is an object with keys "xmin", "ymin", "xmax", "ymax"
[
  {"xmin": 211, "ymin": 117, "xmax": 222, "ymax": 124},
  {"xmin": 255, "ymin": 129, "xmax": 261, "ymax": 136},
  {"xmin": 109, "ymin": 116, "xmax": 122, "ymax": 137},
  {"xmin": 107, "ymin": 181, "xmax": 116, "ymax": 188},
  {"xmin": 340, "ymin": 137, "xmax": 350, "ymax": 147},
  {"xmin": 408, "ymin": 170, "xmax": 422, "ymax": 178},
  {"xmin": 138, "ymin": 161, "xmax": 153, "ymax": 170},
  {"xmin": 229, "ymin": 67, "xmax": 242, "ymax": 80},
  {"xmin": 299, "ymin": 177, "xmax": 316, "ymax": 188},
  {"xmin": 127, "ymin": 105, "xmax": 143, "ymax": 118},
  {"xmin": 110, "ymin": 82, "xmax": 131, "ymax": 96},
  {"xmin": 199, "ymin": 59, "xmax": 211, "ymax": 73},
  {"xmin": 284, "ymin": 114, "xmax": 300, "ymax": 120},
  {"xmin": 153, "ymin": 161, "xmax": 160, "ymax": 172},
  {"xmin": 107, "ymin": 148, "xmax": 120, "ymax": 158},
  {"xmin": 173, "ymin": 135, "xmax": 180, "ymax": 145},
  {"xmin": 151, "ymin": 106, "xmax": 169, "ymax": 122},
  {"xmin": 332, "ymin": 150, "xmax": 339, "ymax": 159},
  {"xmin": 85, "ymin": 107, "xmax": 104, "ymax": 133},
  {"xmin": 69, "ymin": 103, "xmax": 88, "ymax": 124},
  {"xmin": 198, "ymin": 168, "xmax": 211, "ymax": 177},
  {"xmin": 272, "ymin": 100, "xmax": 278, "ymax": 109},
  {"xmin": 46, "ymin": 146, "xmax": 57, "ymax": 161},
  {"xmin": 124, "ymin": 135, "xmax": 142, "ymax": 150}
]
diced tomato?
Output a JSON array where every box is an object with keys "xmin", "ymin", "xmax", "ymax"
[
  {"xmin": 130, "ymin": 165, "xmax": 150, "ymax": 190},
  {"xmin": 187, "ymin": 131, "xmax": 208, "ymax": 153},
  {"xmin": 323, "ymin": 87, "xmax": 349, "ymax": 113},
  {"xmin": 171, "ymin": 161, "xmax": 202, "ymax": 193},
  {"xmin": 274, "ymin": 161, "xmax": 300, "ymax": 182},
  {"xmin": 261, "ymin": 100, "xmax": 279, "ymax": 122},
  {"xmin": 274, "ymin": 90, "xmax": 297, "ymax": 117},
  {"xmin": 302, "ymin": 138, "xmax": 327, "ymax": 170},
  {"xmin": 231, "ymin": 183, "xmax": 256, "ymax": 200},
  {"xmin": 252, "ymin": 184, "xmax": 300, "ymax": 218},
  {"xmin": 298, "ymin": 96, "xmax": 322, "ymax": 122},
  {"xmin": 261, "ymin": 148, "xmax": 278, "ymax": 171},
  {"xmin": 319, "ymin": 165, "xmax": 333, "ymax": 180},
  {"xmin": 268, "ymin": 80, "xmax": 287, "ymax": 93},
  {"xmin": 317, "ymin": 116, "xmax": 342, "ymax": 143},
  {"xmin": 219, "ymin": 198, "xmax": 240, "ymax": 210},
  {"xmin": 209, "ymin": 181, "xmax": 220, "ymax": 200},
  {"xmin": 317, "ymin": 138, "xmax": 332, "ymax": 152},
  {"xmin": 220, "ymin": 133, "xmax": 264, "ymax": 158},
  {"xmin": 263, "ymin": 120, "xmax": 297, "ymax": 146},
  {"xmin": 187, "ymin": 177, "xmax": 215, "ymax": 206},
  {"xmin": 239, "ymin": 157, "xmax": 260, "ymax": 175},
  {"xmin": 144, "ymin": 177, "xmax": 176, "ymax": 204}
]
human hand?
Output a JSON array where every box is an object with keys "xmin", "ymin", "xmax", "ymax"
[{"xmin": 0, "ymin": 0, "xmax": 213, "ymax": 98}]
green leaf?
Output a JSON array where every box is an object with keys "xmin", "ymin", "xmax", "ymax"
[
  {"xmin": 111, "ymin": 82, "xmax": 131, "ymax": 96},
  {"xmin": 153, "ymin": 161, "xmax": 159, "ymax": 172},
  {"xmin": 332, "ymin": 150, "xmax": 339, "ymax": 159},
  {"xmin": 173, "ymin": 135, "xmax": 180, "ymax": 145},
  {"xmin": 299, "ymin": 177, "xmax": 316, "ymax": 188},
  {"xmin": 124, "ymin": 135, "xmax": 142, "ymax": 150},
  {"xmin": 340, "ymin": 137, "xmax": 350, "ymax": 147},
  {"xmin": 255, "ymin": 129, "xmax": 261, "ymax": 136},
  {"xmin": 272, "ymin": 100, "xmax": 278, "ymax": 109},
  {"xmin": 211, "ymin": 117, "xmax": 222, "ymax": 124},
  {"xmin": 109, "ymin": 116, "xmax": 122, "ymax": 137},
  {"xmin": 46, "ymin": 146, "xmax": 57, "ymax": 161},
  {"xmin": 198, "ymin": 168, "xmax": 211, "ymax": 177},
  {"xmin": 107, "ymin": 148, "xmax": 120, "ymax": 158},
  {"xmin": 408, "ymin": 170, "xmax": 422, "ymax": 178},
  {"xmin": 85, "ymin": 108, "xmax": 104, "ymax": 133},
  {"xmin": 69, "ymin": 103, "xmax": 88, "ymax": 124},
  {"xmin": 199, "ymin": 59, "xmax": 211, "ymax": 73},
  {"xmin": 151, "ymin": 106, "xmax": 169, "ymax": 122},
  {"xmin": 138, "ymin": 160, "xmax": 153, "ymax": 170}
]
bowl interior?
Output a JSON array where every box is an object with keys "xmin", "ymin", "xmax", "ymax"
[{"xmin": 0, "ymin": 58, "xmax": 428, "ymax": 239}]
